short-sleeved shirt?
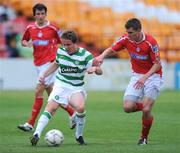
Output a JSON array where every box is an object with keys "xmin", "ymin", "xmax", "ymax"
[
  {"xmin": 22, "ymin": 21, "xmax": 61, "ymax": 66},
  {"xmin": 55, "ymin": 47, "xmax": 93, "ymax": 88},
  {"xmin": 111, "ymin": 33, "xmax": 162, "ymax": 76}
]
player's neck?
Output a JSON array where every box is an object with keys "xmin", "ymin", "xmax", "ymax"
[
  {"xmin": 134, "ymin": 32, "xmax": 144, "ymax": 42},
  {"xmin": 36, "ymin": 20, "xmax": 48, "ymax": 27},
  {"xmin": 68, "ymin": 46, "xmax": 79, "ymax": 55}
]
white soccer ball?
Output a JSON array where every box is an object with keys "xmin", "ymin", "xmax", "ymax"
[{"xmin": 45, "ymin": 129, "xmax": 64, "ymax": 147}]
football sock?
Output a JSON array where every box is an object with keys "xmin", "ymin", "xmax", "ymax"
[
  {"xmin": 61, "ymin": 104, "xmax": 75, "ymax": 116},
  {"xmin": 34, "ymin": 111, "xmax": 52, "ymax": 137},
  {"xmin": 75, "ymin": 112, "xmax": 86, "ymax": 138},
  {"xmin": 135, "ymin": 102, "xmax": 143, "ymax": 111},
  {"xmin": 141, "ymin": 116, "xmax": 154, "ymax": 139},
  {"xmin": 28, "ymin": 97, "xmax": 43, "ymax": 126}
]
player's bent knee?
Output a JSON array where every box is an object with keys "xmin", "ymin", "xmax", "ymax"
[
  {"xmin": 123, "ymin": 106, "xmax": 133, "ymax": 113},
  {"xmin": 123, "ymin": 101, "xmax": 134, "ymax": 113},
  {"xmin": 76, "ymin": 105, "xmax": 85, "ymax": 113},
  {"xmin": 45, "ymin": 102, "xmax": 59, "ymax": 114},
  {"xmin": 142, "ymin": 107, "xmax": 151, "ymax": 114},
  {"xmin": 76, "ymin": 111, "xmax": 86, "ymax": 118}
]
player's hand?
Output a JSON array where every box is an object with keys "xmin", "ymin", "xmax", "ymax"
[
  {"xmin": 39, "ymin": 74, "xmax": 46, "ymax": 84},
  {"xmin": 93, "ymin": 56, "xmax": 103, "ymax": 66},
  {"xmin": 133, "ymin": 77, "xmax": 147, "ymax": 89},
  {"xmin": 86, "ymin": 67, "xmax": 97, "ymax": 74},
  {"xmin": 26, "ymin": 41, "xmax": 33, "ymax": 48}
]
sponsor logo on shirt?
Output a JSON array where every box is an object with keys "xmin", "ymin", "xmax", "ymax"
[
  {"xmin": 33, "ymin": 40, "xmax": 49, "ymax": 46},
  {"xmin": 61, "ymin": 67, "xmax": 78, "ymax": 73},
  {"xmin": 129, "ymin": 52, "xmax": 148, "ymax": 60}
]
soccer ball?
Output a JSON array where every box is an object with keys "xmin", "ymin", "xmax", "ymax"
[{"xmin": 44, "ymin": 129, "xmax": 64, "ymax": 147}]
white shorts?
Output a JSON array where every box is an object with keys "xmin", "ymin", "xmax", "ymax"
[
  {"xmin": 36, "ymin": 62, "xmax": 56, "ymax": 87},
  {"xmin": 48, "ymin": 80, "xmax": 87, "ymax": 105},
  {"xmin": 124, "ymin": 72, "xmax": 164, "ymax": 101}
]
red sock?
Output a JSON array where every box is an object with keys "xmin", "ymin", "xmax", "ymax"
[
  {"xmin": 141, "ymin": 116, "xmax": 154, "ymax": 139},
  {"xmin": 135, "ymin": 103, "xmax": 143, "ymax": 111},
  {"xmin": 61, "ymin": 104, "xmax": 75, "ymax": 116},
  {"xmin": 28, "ymin": 97, "xmax": 43, "ymax": 126}
]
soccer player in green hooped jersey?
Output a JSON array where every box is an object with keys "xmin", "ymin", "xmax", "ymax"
[{"xmin": 30, "ymin": 30, "xmax": 102, "ymax": 146}]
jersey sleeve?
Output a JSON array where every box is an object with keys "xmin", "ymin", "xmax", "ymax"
[
  {"xmin": 149, "ymin": 38, "xmax": 161, "ymax": 64},
  {"xmin": 55, "ymin": 27, "xmax": 62, "ymax": 44},
  {"xmin": 85, "ymin": 53, "xmax": 93, "ymax": 69},
  {"xmin": 22, "ymin": 28, "xmax": 30, "ymax": 41},
  {"xmin": 111, "ymin": 36, "xmax": 126, "ymax": 51},
  {"xmin": 55, "ymin": 49, "xmax": 60, "ymax": 64}
]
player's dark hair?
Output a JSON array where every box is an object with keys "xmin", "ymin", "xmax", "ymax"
[
  {"xmin": 33, "ymin": 3, "xmax": 47, "ymax": 16},
  {"xmin": 125, "ymin": 18, "xmax": 142, "ymax": 31},
  {"xmin": 61, "ymin": 30, "xmax": 78, "ymax": 43}
]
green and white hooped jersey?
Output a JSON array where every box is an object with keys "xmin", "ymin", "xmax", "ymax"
[{"xmin": 55, "ymin": 47, "xmax": 93, "ymax": 87}]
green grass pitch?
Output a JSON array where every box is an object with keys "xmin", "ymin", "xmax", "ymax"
[{"xmin": 0, "ymin": 90, "xmax": 180, "ymax": 153}]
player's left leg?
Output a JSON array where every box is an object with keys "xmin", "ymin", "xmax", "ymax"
[
  {"xmin": 46, "ymin": 85, "xmax": 76, "ymax": 129},
  {"xmin": 138, "ymin": 97, "xmax": 154, "ymax": 145},
  {"xmin": 69, "ymin": 91, "xmax": 87, "ymax": 145}
]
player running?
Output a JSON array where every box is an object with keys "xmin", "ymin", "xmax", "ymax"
[
  {"xmin": 17, "ymin": 3, "xmax": 75, "ymax": 132},
  {"xmin": 94, "ymin": 18, "xmax": 163, "ymax": 145}
]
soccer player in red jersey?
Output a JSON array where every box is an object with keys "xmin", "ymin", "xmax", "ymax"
[
  {"xmin": 94, "ymin": 18, "xmax": 163, "ymax": 145},
  {"xmin": 18, "ymin": 3, "xmax": 75, "ymax": 132}
]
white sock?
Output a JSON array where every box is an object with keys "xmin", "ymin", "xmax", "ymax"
[
  {"xmin": 75, "ymin": 112, "xmax": 86, "ymax": 138},
  {"xmin": 33, "ymin": 111, "xmax": 52, "ymax": 137}
]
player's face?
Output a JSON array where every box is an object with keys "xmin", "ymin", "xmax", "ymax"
[
  {"xmin": 34, "ymin": 10, "xmax": 46, "ymax": 25},
  {"xmin": 126, "ymin": 27, "xmax": 141, "ymax": 42},
  {"xmin": 61, "ymin": 39, "xmax": 77, "ymax": 53}
]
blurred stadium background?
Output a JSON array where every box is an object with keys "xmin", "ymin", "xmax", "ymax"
[
  {"xmin": 0, "ymin": 1, "xmax": 180, "ymax": 153},
  {"xmin": 0, "ymin": 0, "xmax": 180, "ymax": 90}
]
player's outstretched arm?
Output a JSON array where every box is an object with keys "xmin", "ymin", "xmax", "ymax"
[{"xmin": 93, "ymin": 47, "xmax": 114, "ymax": 66}]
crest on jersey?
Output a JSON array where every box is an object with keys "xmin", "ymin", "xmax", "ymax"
[
  {"xmin": 152, "ymin": 45, "xmax": 159, "ymax": 53},
  {"xmin": 75, "ymin": 61, "xmax": 79, "ymax": 65},
  {"xmin": 38, "ymin": 31, "xmax": 43, "ymax": 37},
  {"xmin": 136, "ymin": 47, "xmax": 140, "ymax": 52},
  {"xmin": 55, "ymin": 95, "xmax": 59, "ymax": 100}
]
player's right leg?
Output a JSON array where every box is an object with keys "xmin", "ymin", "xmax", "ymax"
[
  {"xmin": 123, "ymin": 96, "xmax": 144, "ymax": 113},
  {"xmin": 18, "ymin": 84, "xmax": 45, "ymax": 131},
  {"xmin": 31, "ymin": 100, "xmax": 59, "ymax": 146},
  {"xmin": 123, "ymin": 75, "xmax": 144, "ymax": 113}
]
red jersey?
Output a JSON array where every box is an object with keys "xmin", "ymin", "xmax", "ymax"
[
  {"xmin": 22, "ymin": 21, "xmax": 61, "ymax": 66},
  {"xmin": 111, "ymin": 33, "xmax": 162, "ymax": 75}
]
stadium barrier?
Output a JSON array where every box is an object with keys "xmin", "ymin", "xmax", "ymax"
[{"xmin": 0, "ymin": 59, "xmax": 176, "ymax": 90}]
